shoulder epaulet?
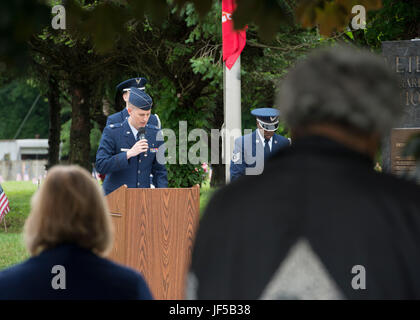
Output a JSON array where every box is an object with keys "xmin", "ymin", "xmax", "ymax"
[
  {"xmin": 146, "ymin": 123, "xmax": 159, "ymax": 130},
  {"xmin": 242, "ymin": 131, "xmax": 254, "ymax": 139},
  {"xmin": 108, "ymin": 122, "xmax": 123, "ymax": 129},
  {"xmin": 154, "ymin": 114, "xmax": 162, "ymax": 129}
]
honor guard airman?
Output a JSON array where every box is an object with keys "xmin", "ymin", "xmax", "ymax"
[
  {"xmin": 230, "ymin": 108, "xmax": 290, "ymax": 181},
  {"xmin": 108, "ymin": 77, "xmax": 161, "ymax": 128},
  {"xmin": 96, "ymin": 87, "xmax": 168, "ymax": 195}
]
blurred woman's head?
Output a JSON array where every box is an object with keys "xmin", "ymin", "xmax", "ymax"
[{"xmin": 24, "ymin": 165, "xmax": 113, "ymax": 257}]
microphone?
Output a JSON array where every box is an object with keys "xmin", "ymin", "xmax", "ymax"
[
  {"xmin": 138, "ymin": 127, "xmax": 146, "ymax": 140},
  {"xmin": 137, "ymin": 127, "xmax": 147, "ymax": 157}
]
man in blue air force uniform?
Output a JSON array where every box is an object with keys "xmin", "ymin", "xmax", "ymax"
[
  {"xmin": 230, "ymin": 108, "xmax": 290, "ymax": 181},
  {"xmin": 108, "ymin": 77, "xmax": 161, "ymax": 128},
  {"xmin": 102, "ymin": 77, "xmax": 161, "ymax": 186},
  {"xmin": 96, "ymin": 87, "xmax": 168, "ymax": 195}
]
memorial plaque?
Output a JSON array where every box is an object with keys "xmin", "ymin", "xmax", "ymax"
[
  {"xmin": 390, "ymin": 128, "xmax": 420, "ymax": 175},
  {"xmin": 382, "ymin": 40, "xmax": 420, "ymax": 172}
]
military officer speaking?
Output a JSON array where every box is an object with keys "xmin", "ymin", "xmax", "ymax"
[
  {"xmin": 230, "ymin": 108, "xmax": 290, "ymax": 181},
  {"xmin": 96, "ymin": 87, "xmax": 168, "ymax": 195},
  {"xmin": 99, "ymin": 77, "xmax": 161, "ymax": 184},
  {"xmin": 108, "ymin": 77, "xmax": 161, "ymax": 128}
]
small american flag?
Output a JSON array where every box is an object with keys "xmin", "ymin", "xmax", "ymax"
[{"xmin": 0, "ymin": 184, "xmax": 10, "ymax": 222}]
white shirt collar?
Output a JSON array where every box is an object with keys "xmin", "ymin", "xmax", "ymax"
[
  {"xmin": 128, "ymin": 119, "xmax": 138, "ymax": 138},
  {"xmin": 257, "ymin": 129, "xmax": 273, "ymax": 151}
]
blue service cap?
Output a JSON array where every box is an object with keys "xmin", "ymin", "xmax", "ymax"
[
  {"xmin": 251, "ymin": 108, "xmax": 280, "ymax": 131},
  {"xmin": 116, "ymin": 77, "xmax": 147, "ymax": 93},
  {"xmin": 128, "ymin": 87, "xmax": 153, "ymax": 110}
]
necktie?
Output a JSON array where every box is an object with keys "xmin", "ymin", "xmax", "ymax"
[{"xmin": 264, "ymin": 138, "xmax": 271, "ymax": 160}]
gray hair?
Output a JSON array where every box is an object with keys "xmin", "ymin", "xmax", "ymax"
[{"xmin": 276, "ymin": 45, "xmax": 402, "ymax": 136}]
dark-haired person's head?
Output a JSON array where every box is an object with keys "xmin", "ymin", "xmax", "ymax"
[{"xmin": 277, "ymin": 45, "xmax": 402, "ymax": 159}]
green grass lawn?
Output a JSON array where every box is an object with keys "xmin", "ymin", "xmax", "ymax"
[
  {"xmin": 0, "ymin": 181, "xmax": 36, "ymax": 270},
  {"xmin": 0, "ymin": 233, "xmax": 29, "ymax": 270},
  {"xmin": 199, "ymin": 180, "xmax": 217, "ymax": 216},
  {"xmin": 0, "ymin": 180, "xmax": 216, "ymax": 270},
  {"xmin": 1, "ymin": 181, "xmax": 38, "ymax": 233}
]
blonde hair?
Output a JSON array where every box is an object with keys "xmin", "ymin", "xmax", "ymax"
[{"xmin": 24, "ymin": 165, "xmax": 114, "ymax": 257}]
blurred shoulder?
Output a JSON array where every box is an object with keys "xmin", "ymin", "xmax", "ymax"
[
  {"xmin": 274, "ymin": 133, "xmax": 288, "ymax": 140},
  {"xmin": 106, "ymin": 111, "xmax": 124, "ymax": 124},
  {"xmin": 104, "ymin": 122, "xmax": 124, "ymax": 133},
  {"xmin": 148, "ymin": 114, "xmax": 161, "ymax": 128},
  {"xmin": 0, "ymin": 257, "xmax": 39, "ymax": 294},
  {"xmin": 234, "ymin": 131, "xmax": 254, "ymax": 144},
  {"xmin": 146, "ymin": 123, "xmax": 160, "ymax": 131},
  {"xmin": 0, "ymin": 258, "xmax": 33, "ymax": 278},
  {"xmin": 274, "ymin": 133, "xmax": 291, "ymax": 145},
  {"xmin": 98, "ymin": 257, "xmax": 152, "ymax": 294},
  {"xmin": 107, "ymin": 111, "xmax": 120, "ymax": 120},
  {"xmin": 375, "ymin": 171, "xmax": 420, "ymax": 201}
]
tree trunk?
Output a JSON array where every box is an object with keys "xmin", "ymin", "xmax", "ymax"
[
  {"xmin": 91, "ymin": 98, "xmax": 108, "ymax": 133},
  {"xmin": 46, "ymin": 75, "xmax": 61, "ymax": 170},
  {"xmin": 69, "ymin": 86, "xmax": 92, "ymax": 171}
]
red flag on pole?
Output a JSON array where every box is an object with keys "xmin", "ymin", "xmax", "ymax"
[{"xmin": 222, "ymin": 0, "xmax": 246, "ymax": 70}]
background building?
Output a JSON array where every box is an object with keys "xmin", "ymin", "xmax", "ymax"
[{"xmin": 0, "ymin": 139, "xmax": 49, "ymax": 182}]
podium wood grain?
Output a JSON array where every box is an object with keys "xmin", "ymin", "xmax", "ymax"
[{"xmin": 106, "ymin": 185, "xmax": 200, "ymax": 299}]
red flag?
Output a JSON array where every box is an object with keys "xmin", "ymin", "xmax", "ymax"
[{"xmin": 222, "ymin": 0, "xmax": 246, "ymax": 70}]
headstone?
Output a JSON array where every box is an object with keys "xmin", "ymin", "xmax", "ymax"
[
  {"xmin": 390, "ymin": 128, "xmax": 420, "ymax": 176},
  {"xmin": 382, "ymin": 40, "xmax": 420, "ymax": 172}
]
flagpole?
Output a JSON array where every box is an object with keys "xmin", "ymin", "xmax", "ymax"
[{"xmin": 224, "ymin": 56, "xmax": 242, "ymax": 184}]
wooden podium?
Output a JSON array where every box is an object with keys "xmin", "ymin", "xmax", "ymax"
[{"xmin": 105, "ymin": 185, "xmax": 200, "ymax": 299}]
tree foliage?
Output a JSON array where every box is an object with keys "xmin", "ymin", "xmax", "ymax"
[
  {"xmin": 364, "ymin": 0, "xmax": 419, "ymax": 49},
  {"xmin": 4, "ymin": 0, "xmax": 417, "ymax": 184},
  {"xmin": 1, "ymin": 0, "xmax": 386, "ymax": 70},
  {"xmin": 0, "ymin": 79, "xmax": 49, "ymax": 140},
  {"xmin": 294, "ymin": 0, "xmax": 382, "ymax": 36},
  {"xmin": 117, "ymin": 2, "xmax": 324, "ymax": 186},
  {"xmin": 3, "ymin": 0, "xmax": 329, "ymax": 186}
]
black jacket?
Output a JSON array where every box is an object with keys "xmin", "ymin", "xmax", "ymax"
[
  {"xmin": 0, "ymin": 244, "xmax": 153, "ymax": 300},
  {"xmin": 189, "ymin": 135, "xmax": 420, "ymax": 299}
]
